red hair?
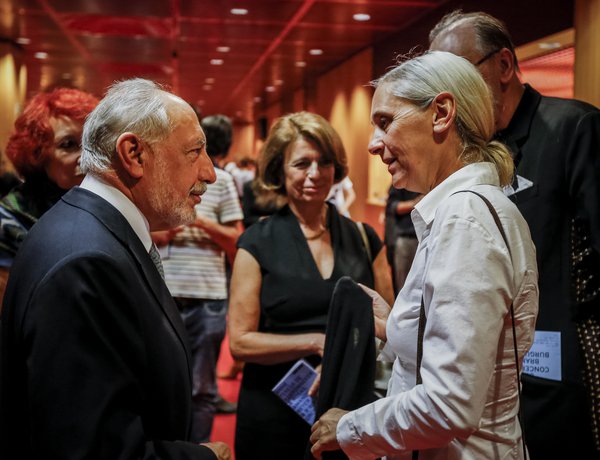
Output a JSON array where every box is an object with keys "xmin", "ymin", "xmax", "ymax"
[{"xmin": 6, "ymin": 88, "xmax": 99, "ymax": 178}]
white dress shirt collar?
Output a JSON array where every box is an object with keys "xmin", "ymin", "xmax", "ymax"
[
  {"xmin": 80, "ymin": 174, "xmax": 153, "ymax": 252},
  {"xmin": 411, "ymin": 162, "xmax": 500, "ymax": 241}
]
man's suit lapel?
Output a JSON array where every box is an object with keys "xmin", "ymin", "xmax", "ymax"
[
  {"xmin": 61, "ymin": 188, "xmax": 193, "ymax": 370},
  {"xmin": 496, "ymin": 85, "xmax": 543, "ymax": 197},
  {"xmin": 498, "ymin": 84, "xmax": 542, "ymax": 170}
]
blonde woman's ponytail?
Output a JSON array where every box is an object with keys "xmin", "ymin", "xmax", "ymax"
[{"xmin": 484, "ymin": 140, "xmax": 514, "ymax": 187}]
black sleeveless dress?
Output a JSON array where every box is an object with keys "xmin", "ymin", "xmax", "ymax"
[{"xmin": 234, "ymin": 204, "xmax": 382, "ymax": 460}]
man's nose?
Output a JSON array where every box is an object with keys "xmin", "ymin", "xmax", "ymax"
[{"xmin": 200, "ymin": 154, "xmax": 217, "ymax": 184}]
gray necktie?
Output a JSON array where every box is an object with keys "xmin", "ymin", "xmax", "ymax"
[{"xmin": 149, "ymin": 244, "xmax": 165, "ymax": 279}]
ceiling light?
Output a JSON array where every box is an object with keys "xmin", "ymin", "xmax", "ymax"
[
  {"xmin": 205, "ymin": 77, "xmax": 215, "ymax": 84},
  {"xmin": 353, "ymin": 13, "xmax": 371, "ymax": 22},
  {"xmin": 230, "ymin": 8, "xmax": 248, "ymax": 15},
  {"xmin": 539, "ymin": 42, "xmax": 561, "ymax": 50},
  {"xmin": 16, "ymin": 37, "xmax": 31, "ymax": 45},
  {"xmin": 217, "ymin": 46, "xmax": 230, "ymax": 53},
  {"xmin": 34, "ymin": 52, "xmax": 48, "ymax": 59},
  {"xmin": 254, "ymin": 97, "xmax": 261, "ymax": 103},
  {"xmin": 309, "ymin": 49, "xmax": 323, "ymax": 56},
  {"xmin": 275, "ymin": 79, "xmax": 284, "ymax": 86},
  {"xmin": 203, "ymin": 85, "xmax": 212, "ymax": 91},
  {"xmin": 295, "ymin": 61, "xmax": 307, "ymax": 67},
  {"xmin": 265, "ymin": 86, "xmax": 276, "ymax": 92},
  {"xmin": 210, "ymin": 59, "xmax": 224, "ymax": 65}
]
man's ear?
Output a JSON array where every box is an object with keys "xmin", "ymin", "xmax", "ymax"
[
  {"xmin": 115, "ymin": 132, "xmax": 146, "ymax": 179},
  {"xmin": 432, "ymin": 92, "xmax": 456, "ymax": 135},
  {"xmin": 498, "ymin": 47, "xmax": 517, "ymax": 84}
]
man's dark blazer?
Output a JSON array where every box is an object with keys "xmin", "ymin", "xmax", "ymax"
[{"xmin": 0, "ymin": 187, "xmax": 216, "ymax": 459}]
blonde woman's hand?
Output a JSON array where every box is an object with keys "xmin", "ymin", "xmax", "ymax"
[
  {"xmin": 310, "ymin": 408, "xmax": 349, "ymax": 459},
  {"xmin": 358, "ymin": 283, "xmax": 391, "ymax": 342}
]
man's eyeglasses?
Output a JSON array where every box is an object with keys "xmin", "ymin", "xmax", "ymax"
[{"xmin": 474, "ymin": 48, "xmax": 501, "ymax": 66}]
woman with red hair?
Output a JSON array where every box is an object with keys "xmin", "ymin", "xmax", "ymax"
[{"xmin": 0, "ymin": 87, "xmax": 98, "ymax": 301}]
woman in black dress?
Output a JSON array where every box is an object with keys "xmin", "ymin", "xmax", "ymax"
[{"xmin": 229, "ymin": 112, "xmax": 394, "ymax": 459}]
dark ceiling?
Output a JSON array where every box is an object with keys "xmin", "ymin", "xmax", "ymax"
[
  {"xmin": 1, "ymin": 0, "xmax": 576, "ymax": 123},
  {"xmin": 1, "ymin": 0, "xmax": 451, "ymax": 122}
]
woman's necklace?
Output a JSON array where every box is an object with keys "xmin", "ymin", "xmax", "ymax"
[
  {"xmin": 300, "ymin": 206, "xmax": 328, "ymax": 241},
  {"xmin": 304, "ymin": 226, "xmax": 327, "ymax": 240}
]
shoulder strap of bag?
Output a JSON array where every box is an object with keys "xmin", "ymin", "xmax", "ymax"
[
  {"xmin": 413, "ymin": 296, "xmax": 426, "ymax": 460},
  {"xmin": 413, "ymin": 190, "xmax": 527, "ymax": 460}
]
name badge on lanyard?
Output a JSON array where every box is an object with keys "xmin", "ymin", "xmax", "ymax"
[{"xmin": 522, "ymin": 331, "xmax": 561, "ymax": 381}]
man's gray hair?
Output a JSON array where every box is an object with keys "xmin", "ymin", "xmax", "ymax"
[
  {"xmin": 373, "ymin": 51, "xmax": 514, "ymax": 186},
  {"xmin": 80, "ymin": 78, "xmax": 176, "ymax": 174},
  {"xmin": 429, "ymin": 10, "xmax": 519, "ymax": 69}
]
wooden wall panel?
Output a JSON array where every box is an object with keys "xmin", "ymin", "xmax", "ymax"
[
  {"xmin": 230, "ymin": 122, "xmax": 255, "ymax": 161},
  {"xmin": 315, "ymin": 48, "xmax": 388, "ymax": 234}
]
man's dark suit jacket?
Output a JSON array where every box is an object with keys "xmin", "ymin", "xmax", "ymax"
[
  {"xmin": 0, "ymin": 187, "xmax": 216, "ymax": 459},
  {"xmin": 499, "ymin": 84, "xmax": 600, "ymax": 458}
]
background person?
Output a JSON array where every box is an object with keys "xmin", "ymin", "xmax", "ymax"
[
  {"xmin": 326, "ymin": 175, "xmax": 355, "ymax": 218},
  {"xmin": 0, "ymin": 149, "xmax": 20, "ymax": 196},
  {"xmin": 429, "ymin": 10, "xmax": 600, "ymax": 457},
  {"xmin": 240, "ymin": 176, "xmax": 287, "ymax": 229},
  {"xmin": 228, "ymin": 111, "xmax": 394, "ymax": 460},
  {"xmin": 384, "ymin": 186, "xmax": 421, "ymax": 295},
  {"xmin": 0, "ymin": 78, "xmax": 230, "ymax": 460},
  {"xmin": 310, "ymin": 51, "xmax": 538, "ymax": 460},
  {"xmin": 0, "ymin": 87, "xmax": 99, "ymax": 303},
  {"xmin": 225, "ymin": 156, "xmax": 257, "ymax": 198}
]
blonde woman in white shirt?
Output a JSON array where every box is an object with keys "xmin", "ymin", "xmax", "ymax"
[{"xmin": 310, "ymin": 51, "xmax": 539, "ymax": 460}]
